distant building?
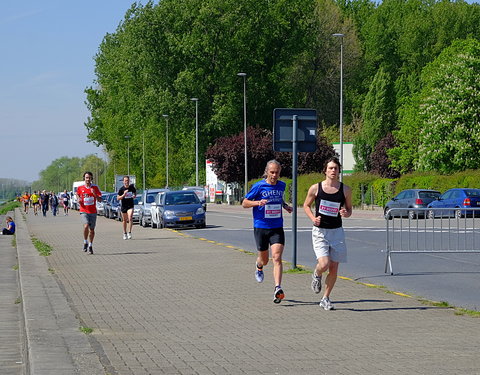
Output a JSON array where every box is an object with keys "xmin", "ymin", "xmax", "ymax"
[{"xmin": 332, "ymin": 142, "xmax": 354, "ymax": 174}]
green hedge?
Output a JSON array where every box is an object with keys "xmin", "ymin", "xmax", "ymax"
[{"xmin": 248, "ymin": 170, "xmax": 480, "ymax": 208}]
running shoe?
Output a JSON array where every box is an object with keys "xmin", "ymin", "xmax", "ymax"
[
  {"xmin": 319, "ymin": 296, "xmax": 334, "ymax": 310},
  {"xmin": 255, "ymin": 267, "xmax": 264, "ymax": 283},
  {"xmin": 88, "ymin": 246, "xmax": 94, "ymax": 255},
  {"xmin": 123, "ymin": 233, "xmax": 128, "ymax": 240},
  {"xmin": 311, "ymin": 273, "xmax": 322, "ymax": 294},
  {"xmin": 83, "ymin": 243, "xmax": 88, "ymax": 252},
  {"xmin": 127, "ymin": 232, "xmax": 132, "ymax": 240},
  {"xmin": 273, "ymin": 287, "xmax": 285, "ymax": 304}
]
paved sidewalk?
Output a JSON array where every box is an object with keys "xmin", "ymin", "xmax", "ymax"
[
  {"xmin": 0, "ymin": 212, "xmax": 25, "ymax": 375},
  {"xmin": 14, "ymin": 208, "xmax": 480, "ymax": 374}
]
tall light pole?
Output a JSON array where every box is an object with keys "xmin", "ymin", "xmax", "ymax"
[
  {"xmin": 237, "ymin": 72, "xmax": 248, "ymax": 195},
  {"xmin": 94, "ymin": 153, "xmax": 99, "ymax": 183},
  {"xmin": 191, "ymin": 98, "xmax": 199, "ymax": 186},
  {"xmin": 163, "ymin": 114, "xmax": 169, "ymax": 188},
  {"xmin": 142, "ymin": 129, "xmax": 146, "ymax": 190},
  {"xmin": 333, "ymin": 33, "xmax": 344, "ymax": 181},
  {"xmin": 125, "ymin": 135, "xmax": 131, "ymax": 176}
]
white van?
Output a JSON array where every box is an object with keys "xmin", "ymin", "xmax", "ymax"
[{"xmin": 71, "ymin": 181, "xmax": 84, "ymax": 210}]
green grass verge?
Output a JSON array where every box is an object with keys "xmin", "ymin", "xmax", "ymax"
[
  {"xmin": 31, "ymin": 236, "xmax": 53, "ymax": 256},
  {"xmin": 79, "ymin": 326, "xmax": 93, "ymax": 334},
  {"xmin": 0, "ymin": 200, "xmax": 21, "ymax": 215},
  {"xmin": 284, "ymin": 266, "xmax": 311, "ymax": 274}
]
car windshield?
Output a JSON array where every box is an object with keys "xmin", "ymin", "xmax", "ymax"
[
  {"xmin": 465, "ymin": 190, "xmax": 480, "ymax": 197},
  {"xmin": 165, "ymin": 193, "xmax": 199, "ymax": 205},
  {"xmin": 146, "ymin": 193, "xmax": 157, "ymax": 203},
  {"xmin": 419, "ymin": 191, "xmax": 441, "ymax": 199}
]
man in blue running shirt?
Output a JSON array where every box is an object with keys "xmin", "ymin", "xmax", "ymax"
[{"xmin": 243, "ymin": 160, "xmax": 292, "ymax": 303}]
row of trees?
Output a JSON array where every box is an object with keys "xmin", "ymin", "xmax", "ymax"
[{"xmin": 84, "ymin": 0, "xmax": 480, "ymax": 188}]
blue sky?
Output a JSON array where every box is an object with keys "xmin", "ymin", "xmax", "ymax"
[{"xmin": 0, "ymin": 1, "xmax": 139, "ymax": 182}]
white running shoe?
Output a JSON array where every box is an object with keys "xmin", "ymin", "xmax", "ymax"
[
  {"xmin": 319, "ymin": 297, "xmax": 334, "ymax": 310},
  {"xmin": 123, "ymin": 233, "xmax": 128, "ymax": 240},
  {"xmin": 127, "ymin": 232, "xmax": 132, "ymax": 240},
  {"xmin": 311, "ymin": 273, "xmax": 322, "ymax": 294}
]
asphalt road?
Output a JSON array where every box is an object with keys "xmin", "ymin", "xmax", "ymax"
[{"xmin": 175, "ymin": 205, "xmax": 480, "ymax": 311}]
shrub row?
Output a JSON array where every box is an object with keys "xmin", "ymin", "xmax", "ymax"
[{"xmin": 248, "ymin": 170, "xmax": 480, "ymax": 208}]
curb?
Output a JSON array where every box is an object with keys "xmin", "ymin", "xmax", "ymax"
[{"xmin": 15, "ymin": 208, "xmax": 104, "ymax": 375}]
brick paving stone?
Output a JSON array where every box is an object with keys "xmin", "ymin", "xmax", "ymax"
[{"xmin": 17, "ymin": 209, "xmax": 480, "ymax": 374}]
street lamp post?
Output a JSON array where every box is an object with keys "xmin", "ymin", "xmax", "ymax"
[
  {"xmin": 163, "ymin": 114, "xmax": 169, "ymax": 188},
  {"xmin": 237, "ymin": 72, "xmax": 248, "ymax": 195},
  {"xmin": 333, "ymin": 33, "xmax": 344, "ymax": 181},
  {"xmin": 125, "ymin": 135, "xmax": 131, "ymax": 176},
  {"xmin": 191, "ymin": 98, "xmax": 199, "ymax": 186},
  {"xmin": 142, "ymin": 129, "xmax": 146, "ymax": 190}
]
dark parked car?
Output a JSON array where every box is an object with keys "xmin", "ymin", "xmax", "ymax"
[
  {"xmin": 384, "ymin": 189, "xmax": 441, "ymax": 219},
  {"xmin": 427, "ymin": 188, "xmax": 480, "ymax": 218},
  {"xmin": 151, "ymin": 190, "xmax": 206, "ymax": 229},
  {"xmin": 104, "ymin": 193, "xmax": 120, "ymax": 219}
]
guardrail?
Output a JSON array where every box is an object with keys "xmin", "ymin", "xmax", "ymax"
[{"xmin": 384, "ymin": 207, "xmax": 480, "ymax": 275}]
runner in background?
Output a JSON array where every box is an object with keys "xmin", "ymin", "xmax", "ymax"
[
  {"xmin": 61, "ymin": 190, "xmax": 70, "ymax": 216},
  {"xmin": 117, "ymin": 176, "xmax": 136, "ymax": 240},
  {"xmin": 76, "ymin": 172, "xmax": 102, "ymax": 255},
  {"xmin": 31, "ymin": 191, "xmax": 40, "ymax": 215}
]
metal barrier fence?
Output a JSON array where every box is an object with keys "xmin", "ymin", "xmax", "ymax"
[{"xmin": 384, "ymin": 207, "xmax": 480, "ymax": 275}]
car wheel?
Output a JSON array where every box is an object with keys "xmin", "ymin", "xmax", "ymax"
[
  {"xmin": 384, "ymin": 208, "xmax": 392, "ymax": 220},
  {"xmin": 408, "ymin": 210, "xmax": 416, "ymax": 220},
  {"xmin": 428, "ymin": 209, "xmax": 435, "ymax": 219},
  {"xmin": 158, "ymin": 218, "xmax": 164, "ymax": 229},
  {"xmin": 141, "ymin": 216, "xmax": 146, "ymax": 227},
  {"xmin": 455, "ymin": 209, "xmax": 463, "ymax": 219},
  {"xmin": 152, "ymin": 220, "xmax": 157, "ymax": 228}
]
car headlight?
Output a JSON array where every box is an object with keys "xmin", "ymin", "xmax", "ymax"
[
  {"xmin": 164, "ymin": 210, "xmax": 175, "ymax": 218},
  {"xmin": 196, "ymin": 207, "xmax": 205, "ymax": 215}
]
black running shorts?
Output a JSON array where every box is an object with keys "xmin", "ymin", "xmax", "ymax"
[{"xmin": 253, "ymin": 227, "xmax": 285, "ymax": 251}]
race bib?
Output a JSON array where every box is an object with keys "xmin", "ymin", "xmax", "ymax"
[
  {"xmin": 125, "ymin": 191, "xmax": 134, "ymax": 199},
  {"xmin": 265, "ymin": 203, "xmax": 281, "ymax": 219},
  {"xmin": 84, "ymin": 196, "xmax": 95, "ymax": 206},
  {"xmin": 319, "ymin": 200, "xmax": 340, "ymax": 217}
]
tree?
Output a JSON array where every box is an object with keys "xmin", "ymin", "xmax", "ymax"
[
  {"xmin": 416, "ymin": 39, "xmax": 480, "ymax": 173},
  {"xmin": 353, "ymin": 66, "xmax": 395, "ymax": 171},
  {"xmin": 369, "ymin": 133, "xmax": 400, "ymax": 178},
  {"xmin": 205, "ymin": 126, "xmax": 336, "ymax": 183}
]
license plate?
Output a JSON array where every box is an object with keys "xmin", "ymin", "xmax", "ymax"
[{"xmin": 179, "ymin": 216, "xmax": 192, "ymax": 221}]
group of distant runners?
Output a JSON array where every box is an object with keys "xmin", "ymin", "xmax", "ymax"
[
  {"xmin": 20, "ymin": 190, "xmax": 71, "ymax": 217},
  {"xmin": 52, "ymin": 156, "xmax": 351, "ymax": 310}
]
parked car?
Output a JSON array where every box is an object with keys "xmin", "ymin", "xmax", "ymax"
[
  {"xmin": 182, "ymin": 186, "xmax": 207, "ymax": 210},
  {"xmin": 116, "ymin": 197, "xmax": 141, "ymax": 223},
  {"xmin": 150, "ymin": 191, "xmax": 167, "ymax": 228},
  {"xmin": 104, "ymin": 193, "xmax": 120, "ymax": 219},
  {"xmin": 384, "ymin": 189, "xmax": 441, "ymax": 219},
  {"xmin": 151, "ymin": 190, "xmax": 206, "ymax": 229},
  {"xmin": 427, "ymin": 188, "xmax": 480, "ymax": 218},
  {"xmin": 96, "ymin": 191, "xmax": 110, "ymax": 216},
  {"xmin": 138, "ymin": 188, "xmax": 169, "ymax": 227}
]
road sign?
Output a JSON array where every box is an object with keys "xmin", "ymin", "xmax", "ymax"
[{"xmin": 273, "ymin": 108, "xmax": 317, "ymax": 152}]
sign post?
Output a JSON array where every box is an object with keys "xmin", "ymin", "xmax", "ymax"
[{"xmin": 273, "ymin": 109, "xmax": 317, "ymax": 269}]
